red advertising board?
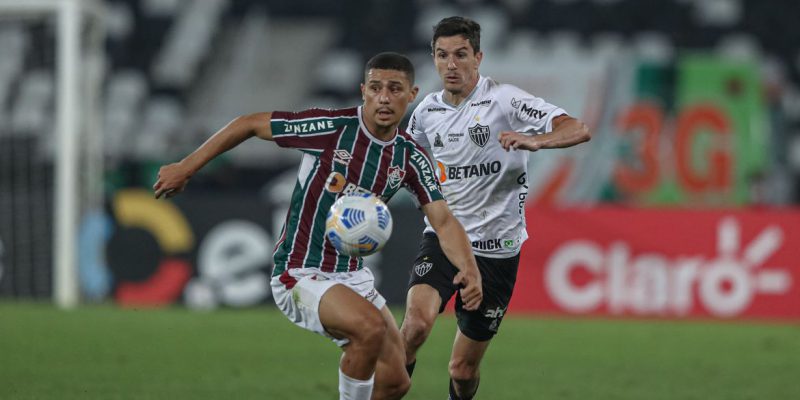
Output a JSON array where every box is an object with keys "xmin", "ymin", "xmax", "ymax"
[{"xmin": 511, "ymin": 207, "xmax": 800, "ymax": 320}]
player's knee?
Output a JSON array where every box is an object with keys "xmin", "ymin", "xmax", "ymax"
[
  {"xmin": 448, "ymin": 357, "xmax": 480, "ymax": 382},
  {"xmin": 401, "ymin": 313, "xmax": 434, "ymax": 348},
  {"xmin": 376, "ymin": 373, "xmax": 411, "ymax": 400},
  {"xmin": 392, "ymin": 375, "xmax": 411, "ymax": 399}
]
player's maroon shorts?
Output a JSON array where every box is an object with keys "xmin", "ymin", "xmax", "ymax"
[{"xmin": 407, "ymin": 233, "xmax": 519, "ymax": 341}]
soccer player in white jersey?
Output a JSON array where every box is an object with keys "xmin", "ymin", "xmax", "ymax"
[
  {"xmin": 153, "ymin": 52, "xmax": 483, "ymax": 400},
  {"xmin": 400, "ymin": 17, "xmax": 591, "ymax": 400}
]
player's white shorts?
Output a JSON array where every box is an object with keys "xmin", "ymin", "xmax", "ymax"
[{"xmin": 271, "ymin": 267, "xmax": 386, "ymax": 347}]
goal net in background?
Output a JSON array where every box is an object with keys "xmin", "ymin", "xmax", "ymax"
[{"xmin": 0, "ymin": 0, "xmax": 104, "ymax": 308}]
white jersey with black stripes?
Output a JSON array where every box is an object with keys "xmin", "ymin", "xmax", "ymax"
[{"xmin": 407, "ymin": 75, "xmax": 567, "ymax": 258}]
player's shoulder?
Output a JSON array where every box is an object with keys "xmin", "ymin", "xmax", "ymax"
[
  {"xmin": 397, "ymin": 131, "xmax": 433, "ymax": 161},
  {"xmin": 276, "ymin": 106, "xmax": 359, "ymax": 119},
  {"xmin": 481, "ymin": 77, "xmax": 527, "ymax": 99},
  {"xmin": 397, "ymin": 129, "xmax": 426, "ymax": 149},
  {"xmin": 480, "ymin": 78, "xmax": 534, "ymax": 114},
  {"xmin": 335, "ymin": 106, "xmax": 360, "ymax": 121},
  {"xmin": 408, "ymin": 91, "xmax": 448, "ymax": 133}
]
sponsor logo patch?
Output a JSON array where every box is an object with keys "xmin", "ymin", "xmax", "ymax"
[
  {"xmin": 283, "ymin": 119, "xmax": 335, "ymax": 134},
  {"xmin": 325, "ymin": 172, "xmax": 347, "ymax": 193},
  {"xmin": 410, "ymin": 151, "xmax": 439, "ymax": 194},
  {"xmin": 484, "ymin": 306, "xmax": 506, "ymax": 318},
  {"xmin": 472, "ymin": 239, "xmax": 507, "ymax": 250},
  {"xmin": 489, "ymin": 319, "xmax": 499, "ymax": 332},
  {"xmin": 447, "ymin": 132, "xmax": 464, "ymax": 142},
  {"xmin": 364, "ymin": 288, "xmax": 379, "ymax": 303},
  {"xmin": 333, "ymin": 149, "xmax": 352, "ymax": 165},
  {"xmin": 446, "ymin": 161, "xmax": 501, "ymax": 180},
  {"xmin": 433, "ymin": 132, "xmax": 444, "ymax": 148},
  {"xmin": 520, "ymin": 103, "xmax": 548, "ymax": 119}
]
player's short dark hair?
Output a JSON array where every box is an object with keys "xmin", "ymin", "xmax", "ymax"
[
  {"xmin": 364, "ymin": 52, "xmax": 415, "ymax": 85},
  {"xmin": 432, "ymin": 16, "xmax": 481, "ymax": 54}
]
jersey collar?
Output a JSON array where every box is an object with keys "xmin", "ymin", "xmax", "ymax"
[{"xmin": 439, "ymin": 75, "xmax": 485, "ymax": 109}]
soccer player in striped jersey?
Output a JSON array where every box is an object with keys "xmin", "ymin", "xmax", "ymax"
[
  {"xmin": 153, "ymin": 52, "xmax": 482, "ymax": 400},
  {"xmin": 399, "ymin": 17, "xmax": 591, "ymax": 400}
]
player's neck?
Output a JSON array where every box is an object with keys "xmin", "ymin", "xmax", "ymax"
[
  {"xmin": 443, "ymin": 77, "xmax": 479, "ymax": 107},
  {"xmin": 363, "ymin": 119, "xmax": 397, "ymax": 142}
]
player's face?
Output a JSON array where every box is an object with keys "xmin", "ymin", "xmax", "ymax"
[
  {"xmin": 433, "ymin": 35, "xmax": 483, "ymax": 96},
  {"xmin": 360, "ymin": 68, "xmax": 419, "ymax": 134}
]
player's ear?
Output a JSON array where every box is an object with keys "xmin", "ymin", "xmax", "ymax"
[
  {"xmin": 360, "ymin": 83, "xmax": 365, "ymax": 101},
  {"xmin": 475, "ymin": 51, "xmax": 483, "ymax": 69},
  {"xmin": 409, "ymin": 85, "xmax": 419, "ymax": 102}
]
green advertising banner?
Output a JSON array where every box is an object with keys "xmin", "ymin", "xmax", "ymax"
[
  {"xmin": 615, "ymin": 56, "xmax": 769, "ymax": 206},
  {"xmin": 674, "ymin": 56, "xmax": 768, "ymax": 205}
]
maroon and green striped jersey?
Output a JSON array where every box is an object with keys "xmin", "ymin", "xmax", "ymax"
[{"xmin": 270, "ymin": 106, "xmax": 443, "ymax": 277}]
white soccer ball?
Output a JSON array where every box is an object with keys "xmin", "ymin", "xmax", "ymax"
[{"xmin": 325, "ymin": 193, "xmax": 393, "ymax": 257}]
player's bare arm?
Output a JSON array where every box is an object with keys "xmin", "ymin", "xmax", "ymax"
[
  {"xmin": 153, "ymin": 112, "xmax": 273, "ymax": 199},
  {"xmin": 499, "ymin": 114, "xmax": 591, "ymax": 152},
  {"xmin": 421, "ymin": 199, "xmax": 483, "ymax": 310}
]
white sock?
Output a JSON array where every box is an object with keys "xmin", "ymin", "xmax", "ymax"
[{"xmin": 338, "ymin": 368, "xmax": 374, "ymax": 400}]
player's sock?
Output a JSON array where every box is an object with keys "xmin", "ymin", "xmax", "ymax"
[
  {"xmin": 338, "ymin": 369, "xmax": 374, "ymax": 400},
  {"xmin": 448, "ymin": 379, "xmax": 460, "ymax": 400},
  {"xmin": 448, "ymin": 378, "xmax": 478, "ymax": 400},
  {"xmin": 405, "ymin": 360, "xmax": 417, "ymax": 377}
]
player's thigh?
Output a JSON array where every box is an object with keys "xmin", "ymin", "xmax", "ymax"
[
  {"xmin": 407, "ymin": 233, "xmax": 458, "ymax": 313},
  {"xmin": 319, "ymin": 283, "xmax": 385, "ymax": 340}
]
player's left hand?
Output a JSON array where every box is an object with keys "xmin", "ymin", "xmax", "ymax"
[
  {"xmin": 454, "ymin": 266, "xmax": 483, "ymax": 311},
  {"xmin": 499, "ymin": 131, "xmax": 540, "ymax": 152},
  {"xmin": 153, "ymin": 162, "xmax": 192, "ymax": 199}
]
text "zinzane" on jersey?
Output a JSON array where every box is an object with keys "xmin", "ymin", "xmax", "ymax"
[
  {"xmin": 448, "ymin": 161, "xmax": 501, "ymax": 180},
  {"xmin": 283, "ymin": 119, "xmax": 335, "ymax": 134}
]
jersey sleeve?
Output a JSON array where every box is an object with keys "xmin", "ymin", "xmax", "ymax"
[
  {"xmin": 499, "ymin": 85, "xmax": 567, "ymax": 134},
  {"xmin": 270, "ymin": 107, "xmax": 358, "ymax": 153},
  {"xmin": 405, "ymin": 102, "xmax": 429, "ymax": 147},
  {"xmin": 403, "ymin": 144, "xmax": 444, "ymax": 208}
]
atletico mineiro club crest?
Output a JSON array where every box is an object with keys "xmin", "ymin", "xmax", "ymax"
[{"xmin": 469, "ymin": 123, "xmax": 490, "ymax": 147}]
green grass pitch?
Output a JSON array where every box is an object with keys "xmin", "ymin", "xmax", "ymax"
[{"xmin": 1, "ymin": 303, "xmax": 798, "ymax": 399}]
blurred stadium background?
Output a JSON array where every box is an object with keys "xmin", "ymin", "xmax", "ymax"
[{"xmin": 1, "ymin": 0, "xmax": 799, "ymax": 399}]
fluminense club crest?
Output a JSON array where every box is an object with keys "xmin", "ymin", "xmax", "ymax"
[
  {"xmin": 387, "ymin": 166, "xmax": 405, "ymax": 189},
  {"xmin": 468, "ymin": 124, "xmax": 490, "ymax": 147}
]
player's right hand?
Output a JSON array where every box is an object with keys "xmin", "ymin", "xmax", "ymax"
[
  {"xmin": 153, "ymin": 162, "xmax": 192, "ymax": 199},
  {"xmin": 454, "ymin": 266, "xmax": 483, "ymax": 311}
]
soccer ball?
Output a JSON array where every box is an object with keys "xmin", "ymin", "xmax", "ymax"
[{"xmin": 325, "ymin": 193, "xmax": 393, "ymax": 257}]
